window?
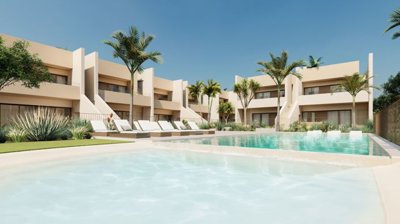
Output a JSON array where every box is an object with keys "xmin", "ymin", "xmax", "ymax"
[
  {"xmin": 302, "ymin": 110, "xmax": 351, "ymax": 125},
  {"xmin": 252, "ymin": 113, "xmax": 275, "ymax": 127},
  {"xmin": 304, "ymin": 87, "xmax": 319, "ymax": 95},
  {"xmin": 0, "ymin": 104, "xmax": 71, "ymax": 126},
  {"xmin": 154, "ymin": 114, "xmax": 172, "ymax": 121},
  {"xmin": 115, "ymin": 111, "xmax": 130, "ymax": 120},
  {"xmin": 137, "ymin": 80, "xmax": 143, "ymax": 95},
  {"xmin": 256, "ymin": 92, "xmax": 271, "ymax": 99},
  {"xmin": 50, "ymin": 74, "xmax": 68, "ymax": 85},
  {"xmin": 99, "ymin": 82, "xmax": 128, "ymax": 93}
]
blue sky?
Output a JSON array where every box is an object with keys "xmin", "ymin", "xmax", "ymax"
[{"xmin": 0, "ymin": 0, "xmax": 399, "ymax": 95}]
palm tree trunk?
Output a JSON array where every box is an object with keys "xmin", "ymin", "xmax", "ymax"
[
  {"xmin": 352, "ymin": 96, "xmax": 356, "ymax": 128},
  {"xmin": 244, "ymin": 107, "xmax": 247, "ymax": 126},
  {"xmin": 276, "ymin": 87, "xmax": 281, "ymax": 132},
  {"xmin": 207, "ymin": 97, "xmax": 212, "ymax": 124},
  {"xmin": 129, "ymin": 77, "xmax": 134, "ymax": 127}
]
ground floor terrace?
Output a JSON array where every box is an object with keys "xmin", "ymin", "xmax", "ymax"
[{"xmin": 0, "ymin": 131, "xmax": 399, "ymax": 223}]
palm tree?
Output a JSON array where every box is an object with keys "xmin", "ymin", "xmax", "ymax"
[
  {"xmin": 333, "ymin": 72, "xmax": 373, "ymax": 128},
  {"xmin": 188, "ymin": 81, "xmax": 204, "ymax": 104},
  {"xmin": 257, "ymin": 51, "xmax": 305, "ymax": 131},
  {"xmin": 385, "ymin": 8, "xmax": 400, "ymax": 39},
  {"xmin": 233, "ymin": 78, "xmax": 260, "ymax": 126},
  {"xmin": 104, "ymin": 26, "xmax": 162, "ymax": 126},
  {"xmin": 202, "ymin": 79, "xmax": 221, "ymax": 123},
  {"xmin": 307, "ymin": 56, "xmax": 323, "ymax": 68},
  {"xmin": 218, "ymin": 101, "xmax": 234, "ymax": 124}
]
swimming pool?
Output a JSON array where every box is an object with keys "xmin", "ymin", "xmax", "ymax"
[
  {"xmin": 0, "ymin": 148, "xmax": 384, "ymax": 224},
  {"xmin": 168, "ymin": 132, "xmax": 387, "ymax": 156}
]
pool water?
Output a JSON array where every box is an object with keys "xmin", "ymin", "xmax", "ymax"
[
  {"xmin": 168, "ymin": 133, "xmax": 387, "ymax": 156},
  {"xmin": 0, "ymin": 149, "xmax": 384, "ymax": 224}
]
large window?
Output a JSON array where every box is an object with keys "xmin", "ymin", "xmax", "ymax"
[
  {"xmin": 252, "ymin": 113, "xmax": 276, "ymax": 127},
  {"xmin": 302, "ymin": 110, "xmax": 351, "ymax": 125},
  {"xmin": 115, "ymin": 111, "xmax": 130, "ymax": 120},
  {"xmin": 0, "ymin": 104, "xmax": 71, "ymax": 125},
  {"xmin": 304, "ymin": 85, "xmax": 345, "ymax": 95},
  {"xmin": 154, "ymin": 114, "xmax": 172, "ymax": 121},
  {"xmin": 304, "ymin": 87, "xmax": 319, "ymax": 95},
  {"xmin": 99, "ymin": 82, "xmax": 128, "ymax": 93},
  {"xmin": 255, "ymin": 90, "xmax": 285, "ymax": 99},
  {"xmin": 50, "ymin": 74, "xmax": 68, "ymax": 85}
]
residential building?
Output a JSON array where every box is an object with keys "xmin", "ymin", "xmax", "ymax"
[
  {"xmin": 234, "ymin": 55, "xmax": 374, "ymax": 128},
  {"xmin": 0, "ymin": 33, "xmax": 374, "ymax": 128}
]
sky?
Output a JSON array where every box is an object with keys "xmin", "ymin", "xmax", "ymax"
[{"xmin": 0, "ymin": 0, "xmax": 399, "ymax": 96}]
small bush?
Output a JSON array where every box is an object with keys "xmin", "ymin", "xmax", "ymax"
[
  {"xmin": 12, "ymin": 108, "xmax": 70, "ymax": 141},
  {"xmin": 69, "ymin": 119, "xmax": 92, "ymax": 139},
  {"xmin": 361, "ymin": 120, "xmax": 374, "ymax": 133},
  {"xmin": 288, "ymin": 121, "xmax": 307, "ymax": 132},
  {"xmin": 320, "ymin": 121, "xmax": 338, "ymax": 132},
  {"xmin": 7, "ymin": 127, "xmax": 26, "ymax": 142},
  {"xmin": 0, "ymin": 127, "xmax": 7, "ymax": 143},
  {"xmin": 198, "ymin": 122, "xmax": 211, "ymax": 129},
  {"xmin": 69, "ymin": 126, "xmax": 90, "ymax": 140},
  {"xmin": 339, "ymin": 124, "xmax": 351, "ymax": 133},
  {"xmin": 309, "ymin": 123, "xmax": 321, "ymax": 131}
]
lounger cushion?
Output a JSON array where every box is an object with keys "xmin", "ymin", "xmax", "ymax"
[{"xmin": 121, "ymin": 125, "xmax": 133, "ymax": 131}]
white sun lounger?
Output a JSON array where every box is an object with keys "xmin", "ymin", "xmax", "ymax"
[
  {"xmin": 187, "ymin": 121, "xmax": 215, "ymax": 134},
  {"xmin": 110, "ymin": 119, "xmax": 150, "ymax": 138},
  {"xmin": 173, "ymin": 121, "xmax": 202, "ymax": 135},
  {"xmin": 137, "ymin": 120, "xmax": 173, "ymax": 137},
  {"xmin": 327, "ymin": 130, "xmax": 341, "ymax": 139},
  {"xmin": 158, "ymin": 120, "xmax": 191, "ymax": 136},
  {"xmin": 349, "ymin": 130, "xmax": 363, "ymax": 140},
  {"xmin": 90, "ymin": 120, "xmax": 117, "ymax": 136}
]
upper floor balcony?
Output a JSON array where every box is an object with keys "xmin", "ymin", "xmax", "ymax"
[
  {"xmin": 98, "ymin": 90, "xmax": 151, "ymax": 107},
  {"xmin": 298, "ymin": 91, "xmax": 369, "ymax": 106},
  {"xmin": 238, "ymin": 97, "xmax": 287, "ymax": 109},
  {"xmin": 154, "ymin": 99, "xmax": 180, "ymax": 111},
  {"xmin": 1, "ymin": 82, "xmax": 80, "ymax": 100},
  {"xmin": 189, "ymin": 103, "xmax": 208, "ymax": 113}
]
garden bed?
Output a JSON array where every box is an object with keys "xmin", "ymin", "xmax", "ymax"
[{"xmin": 0, "ymin": 139, "xmax": 129, "ymax": 154}]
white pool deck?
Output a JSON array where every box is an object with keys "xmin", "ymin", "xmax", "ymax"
[{"xmin": 0, "ymin": 131, "xmax": 399, "ymax": 224}]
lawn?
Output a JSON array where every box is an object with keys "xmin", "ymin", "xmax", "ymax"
[{"xmin": 0, "ymin": 139, "xmax": 130, "ymax": 154}]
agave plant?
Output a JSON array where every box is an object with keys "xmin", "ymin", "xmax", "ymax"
[
  {"xmin": 12, "ymin": 108, "xmax": 70, "ymax": 141},
  {"xmin": 68, "ymin": 118, "xmax": 92, "ymax": 139}
]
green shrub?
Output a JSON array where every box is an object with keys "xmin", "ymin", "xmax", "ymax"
[
  {"xmin": 361, "ymin": 120, "xmax": 374, "ymax": 133},
  {"xmin": 320, "ymin": 121, "xmax": 339, "ymax": 132},
  {"xmin": 198, "ymin": 122, "xmax": 211, "ymax": 129},
  {"xmin": 69, "ymin": 119, "xmax": 92, "ymax": 139},
  {"xmin": 214, "ymin": 122, "xmax": 225, "ymax": 131},
  {"xmin": 12, "ymin": 108, "xmax": 70, "ymax": 141},
  {"xmin": 339, "ymin": 124, "xmax": 351, "ymax": 133},
  {"xmin": 288, "ymin": 121, "xmax": 307, "ymax": 132},
  {"xmin": 309, "ymin": 123, "xmax": 321, "ymax": 131},
  {"xmin": 69, "ymin": 126, "xmax": 90, "ymax": 140},
  {"xmin": 0, "ymin": 127, "xmax": 7, "ymax": 143},
  {"xmin": 7, "ymin": 127, "xmax": 26, "ymax": 142}
]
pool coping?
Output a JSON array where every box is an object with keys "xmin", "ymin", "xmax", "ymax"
[{"xmin": 0, "ymin": 140, "xmax": 399, "ymax": 224}]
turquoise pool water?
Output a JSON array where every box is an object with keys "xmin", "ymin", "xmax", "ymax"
[
  {"xmin": 168, "ymin": 133, "xmax": 387, "ymax": 156},
  {"xmin": 0, "ymin": 149, "xmax": 384, "ymax": 224}
]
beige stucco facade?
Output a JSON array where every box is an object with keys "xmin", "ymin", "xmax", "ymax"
[
  {"xmin": 0, "ymin": 33, "xmax": 374, "ymax": 127},
  {"xmin": 234, "ymin": 57, "xmax": 374, "ymax": 128}
]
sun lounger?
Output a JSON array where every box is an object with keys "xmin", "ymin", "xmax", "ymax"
[
  {"xmin": 187, "ymin": 121, "xmax": 215, "ymax": 134},
  {"xmin": 158, "ymin": 120, "xmax": 191, "ymax": 136},
  {"xmin": 349, "ymin": 130, "xmax": 363, "ymax": 140},
  {"xmin": 327, "ymin": 130, "xmax": 341, "ymax": 139},
  {"xmin": 173, "ymin": 121, "xmax": 203, "ymax": 135},
  {"xmin": 110, "ymin": 119, "xmax": 150, "ymax": 138},
  {"xmin": 90, "ymin": 120, "xmax": 117, "ymax": 136},
  {"xmin": 137, "ymin": 120, "xmax": 173, "ymax": 137}
]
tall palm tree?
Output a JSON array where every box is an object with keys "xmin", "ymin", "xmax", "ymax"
[
  {"xmin": 385, "ymin": 8, "xmax": 400, "ymax": 39},
  {"xmin": 233, "ymin": 78, "xmax": 260, "ymax": 126},
  {"xmin": 333, "ymin": 72, "xmax": 373, "ymax": 128},
  {"xmin": 188, "ymin": 81, "xmax": 204, "ymax": 104},
  {"xmin": 105, "ymin": 26, "xmax": 162, "ymax": 126},
  {"xmin": 307, "ymin": 56, "xmax": 323, "ymax": 68},
  {"xmin": 202, "ymin": 79, "xmax": 221, "ymax": 123},
  {"xmin": 257, "ymin": 51, "xmax": 305, "ymax": 131},
  {"xmin": 218, "ymin": 101, "xmax": 234, "ymax": 124}
]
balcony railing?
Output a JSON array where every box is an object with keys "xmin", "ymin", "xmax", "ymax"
[
  {"xmin": 154, "ymin": 99, "xmax": 180, "ymax": 111},
  {"xmin": 99, "ymin": 90, "xmax": 151, "ymax": 107}
]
